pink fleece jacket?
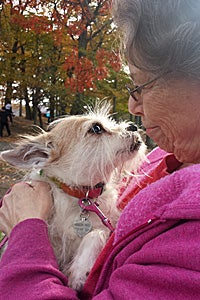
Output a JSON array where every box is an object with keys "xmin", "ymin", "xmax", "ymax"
[{"xmin": 1, "ymin": 149, "xmax": 200, "ymax": 299}]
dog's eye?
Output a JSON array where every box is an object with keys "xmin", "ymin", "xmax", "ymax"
[{"xmin": 88, "ymin": 123, "xmax": 105, "ymax": 134}]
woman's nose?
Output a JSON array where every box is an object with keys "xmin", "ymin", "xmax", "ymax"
[{"xmin": 128, "ymin": 95, "xmax": 144, "ymax": 116}]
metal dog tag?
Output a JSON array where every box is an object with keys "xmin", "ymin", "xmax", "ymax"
[{"xmin": 73, "ymin": 218, "xmax": 92, "ymax": 238}]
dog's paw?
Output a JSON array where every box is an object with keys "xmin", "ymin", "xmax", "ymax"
[{"xmin": 68, "ymin": 270, "xmax": 89, "ymax": 291}]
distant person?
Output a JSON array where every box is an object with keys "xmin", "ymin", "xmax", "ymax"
[
  {"xmin": 5, "ymin": 101, "xmax": 14, "ymax": 123},
  {"xmin": 0, "ymin": 106, "xmax": 11, "ymax": 137}
]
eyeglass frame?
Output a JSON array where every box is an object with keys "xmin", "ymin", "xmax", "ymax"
[{"xmin": 125, "ymin": 75, "xmax": 160, "ymax": 101}]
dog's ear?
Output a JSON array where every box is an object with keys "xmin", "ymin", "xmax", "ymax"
[{"xmin": 0, "ymin": 141, "xmax": 51, "ymax": 169}]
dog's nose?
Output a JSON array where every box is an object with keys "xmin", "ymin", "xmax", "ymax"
[{"xmin": 126, "ymin": 124, "xmax": 138, "ymax": 132}]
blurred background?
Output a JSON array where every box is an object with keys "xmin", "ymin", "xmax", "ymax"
[{"xmin": 0, "ymin": 0, "xmax": 137, "ymax": 124}]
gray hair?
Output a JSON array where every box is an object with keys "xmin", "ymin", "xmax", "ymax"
[{"xmin": 112, "ymin": 0, "xmax": 200, "ymax": 78}]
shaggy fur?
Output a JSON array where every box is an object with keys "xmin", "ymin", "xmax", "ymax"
[{"xmin": 0, "ymin": 103, "xmax": 146, "ymax": 290}]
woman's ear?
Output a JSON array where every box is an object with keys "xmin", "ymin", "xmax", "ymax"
[{"xmin": 0, "ymin": 141, "xmax": 52, "ymax": 169}]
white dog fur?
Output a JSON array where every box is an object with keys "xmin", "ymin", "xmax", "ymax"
[{"xmin": 0, "ymin": 103, "xmax": 146, "ymax": 291}]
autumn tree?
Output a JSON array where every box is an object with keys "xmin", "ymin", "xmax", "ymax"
[
  {"xmin": 0, "ymin": 0, "xmax": 130, "ymax": 124},
  {"xmin": 60, "ymin": 0, "xmax": 122, "ymax": 114}
]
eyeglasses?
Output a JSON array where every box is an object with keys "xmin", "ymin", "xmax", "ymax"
[{"xmin": 125, "ymin": 75, "xmax": 160, "ymax": 101}]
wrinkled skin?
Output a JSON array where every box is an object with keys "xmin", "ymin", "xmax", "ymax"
[
  {"xmin": 0, "ymin": 181, "xmax": 53, "ymax": 236},
  {"xmin": 128, "ymin": 64, "xmax": 200, "ymax": 164}
]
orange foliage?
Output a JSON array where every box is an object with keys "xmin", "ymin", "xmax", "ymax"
[
  {"xmin": 96, "ymin": 48, "xmax": 121, "ymax": 72},
  {"xmin": 64, "ymin": 48, "xmax": 121, "ymax": 93},
  {"xmin": 67, "ymin": 20, "xmax": 87, "ymax": 37},
  {"xmin": 64, "ymin": 50, "xmax": 97, "ymax": 93},
  {"xmin": 98, "ymin": 0, "xmax": 112, "ymax": 15},
  {"xmin": 4, "ymin": 0, "xmax": 122, "ymax": 96},
  {"xmin": 11, "ymin": 13, "xmax": 52, "ymax": 34}
]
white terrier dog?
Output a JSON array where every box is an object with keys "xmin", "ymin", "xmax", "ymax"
[{"xmin": 0, "ymin": 103, "xmax": 146, "ymax": 290}]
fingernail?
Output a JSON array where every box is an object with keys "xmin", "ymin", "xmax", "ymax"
[{"xmin": 25, "ymin": 181, "xmax": 34, "ymax": 188}]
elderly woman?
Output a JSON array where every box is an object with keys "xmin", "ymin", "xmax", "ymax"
[{"xmin": 1, "ymin": 0, "xmax": 200, "ymax": 299}]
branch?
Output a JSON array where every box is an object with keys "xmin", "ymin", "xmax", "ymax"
[{"xmin": 87, "ymin": 18, "xmax": 113, "ymax": 42}]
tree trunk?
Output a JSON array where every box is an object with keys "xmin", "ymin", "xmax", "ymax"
[
  {"xmin": 5, "ymin": 81, "xmax": 13, "ymax": 104},
  {"xmin": 32, "ymin": 87, "xmax": 41, "ymax": 125},
  {"xmin": 70, "ymin": 92, "xmax": 85, "ymax": 115},
  {"xmin": 19, "ymin": 99, "xmax": 22, "ymax": 117},
  {"xmin": 24, "ymin": 88, "xmax": 32, "ymax": 120},
  {"xmin": 70, "ymin": 24, "xmax": 88, "ymax": 114},
  {"xmin": 49, "ymin": 97, "xmax": 55, "ymax": 122},
  {"xmin": 37, "ymin": 106, "xmax": 43, "ymax": 128}
]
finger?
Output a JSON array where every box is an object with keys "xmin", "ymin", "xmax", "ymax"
[
  {"xmin": 32, "ymin": 181, "xmax": 52, "ymax": 190},
  {"xmin": 24, "ymin": 181, "xmax": 34, "ymax": 188},
  {"xmin": 23, "ymin": 180, "xmax": 52, "ymax": 191},
  {"xmin": 9, "ymin": 181, "xmax": 35, "ymax": 193}
]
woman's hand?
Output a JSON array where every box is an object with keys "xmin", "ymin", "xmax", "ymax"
[{"xmin": 0, "ymin": 181, "xmax": 53, "ymax": 236}]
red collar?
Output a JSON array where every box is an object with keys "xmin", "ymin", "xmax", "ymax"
[
  {"xmin": 49, "ymin": 177, "xmax": 115, "ymax": 232},
  {"xmin": 50, "ymin": 177, "xmax": 105, "ymax": 199}
]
